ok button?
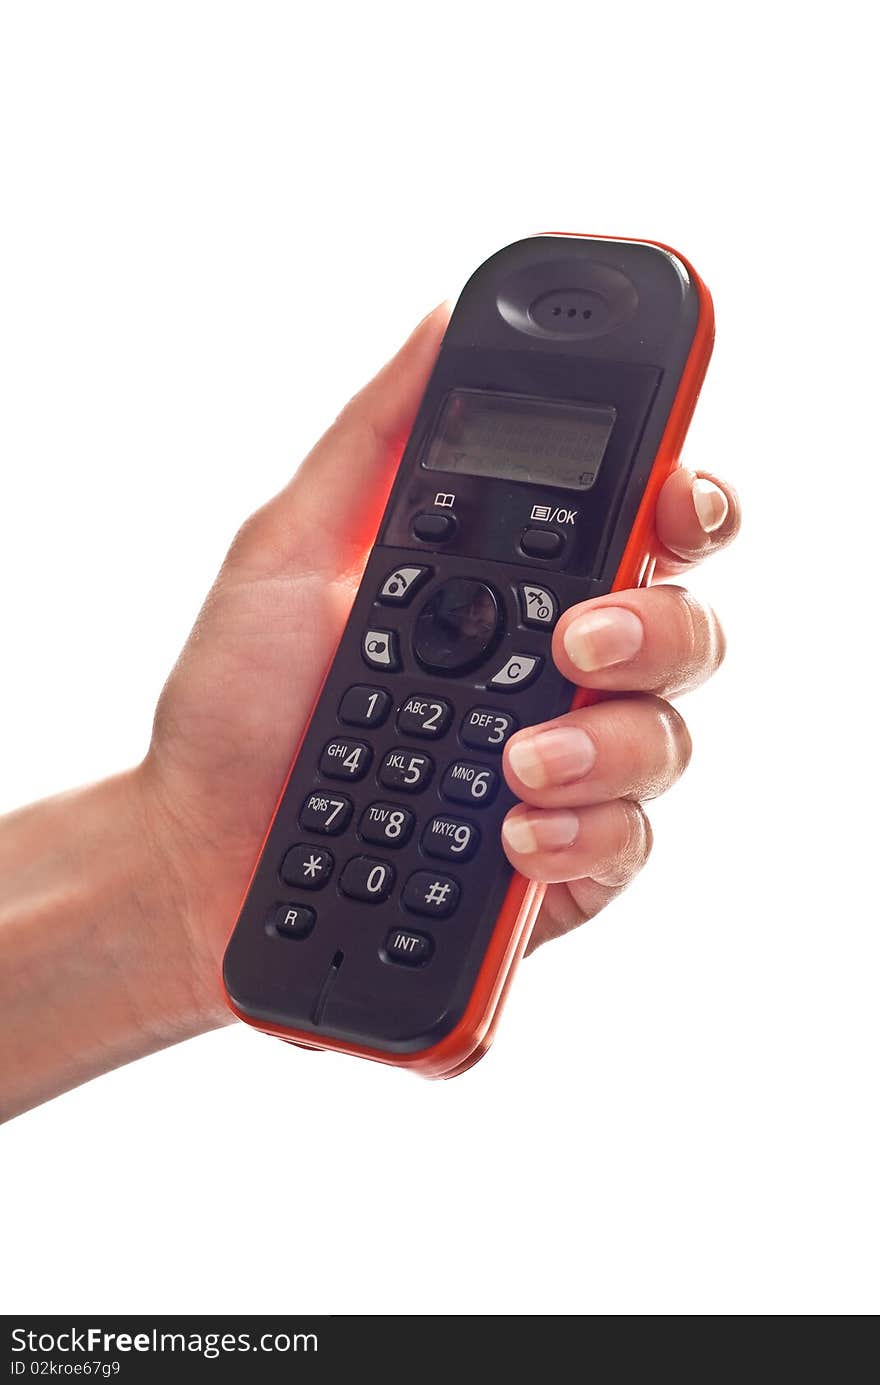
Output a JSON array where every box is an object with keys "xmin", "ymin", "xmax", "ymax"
[{"xmin": 413, "ymin": 578, "xmax": 501, "ymax": 674}]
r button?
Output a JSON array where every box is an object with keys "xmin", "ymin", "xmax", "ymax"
[{"xmin": 271, "ymin": 903, "xmax": 316, "ymax": 940}]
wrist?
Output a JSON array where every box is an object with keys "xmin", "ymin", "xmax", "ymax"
[
  {"xmin": 126, "ymin": 762, "xmax": 232, "ymax": 1036},
  {"xmin": 0, "ymin": 770, "xmax": 229, "ymax": 1121}
]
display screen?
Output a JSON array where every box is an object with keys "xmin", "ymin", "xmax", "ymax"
[{"xmin": 422, "ymin": 389, "xmax": 617, "ymax": 492}]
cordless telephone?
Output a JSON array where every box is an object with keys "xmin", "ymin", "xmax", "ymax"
[{"xmin": 223, "ymin": 234, "xmax": 714, "ymax": 1077}]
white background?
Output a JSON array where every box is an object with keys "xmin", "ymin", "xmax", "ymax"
[{"xmin": 1, "ymin": 1, "xmax": 877, "ymax": 1316}]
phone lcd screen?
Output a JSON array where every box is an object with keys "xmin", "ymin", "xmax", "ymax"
[{"xmin": 422, "ymin": 389, "xmax": 617, "ymax": 492}]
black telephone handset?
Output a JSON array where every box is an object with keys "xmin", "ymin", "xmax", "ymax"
[{"xmin": 222, "ymin": 234, "xmax": 714, "ymax": 1077}]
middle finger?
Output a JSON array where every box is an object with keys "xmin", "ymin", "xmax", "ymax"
[{"xmin": 503, "ymin": 695, "xmax": 691, "ymax": 810}]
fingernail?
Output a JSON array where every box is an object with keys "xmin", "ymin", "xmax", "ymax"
[
  {"xmin": 503, "ymin": 809, "xmax": 580, "ymax": 856},
  {"xmin": 692, "ymin": 476, "xmax": 729, "ymax": 534},
  {"xmin": 507, "ymin": 726, "xmax": 597, "ymax": 790},
  {"xmin": 562, "ymin": 607, "xmax": 643, "ymax": 674}
]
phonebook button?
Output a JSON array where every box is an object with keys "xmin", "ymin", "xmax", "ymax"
[{"xmin": 412, "ymin": 512, "xmax": 455, "ymax": 543}]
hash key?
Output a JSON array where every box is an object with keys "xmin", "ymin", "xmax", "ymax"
[{"xmin": 402, "ymin": 871, "xmax": 460, "ymax": 919}]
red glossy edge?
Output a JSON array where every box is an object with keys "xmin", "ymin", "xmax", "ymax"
[{"xmin": 223, "ymin": 234, "xmax": 715, "ymax": 1079}]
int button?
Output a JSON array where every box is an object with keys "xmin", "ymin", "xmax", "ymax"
[
  {"xmin": 383, "ymin": 927, "xmax": 433, "ymax": 967},
  {"xmin": 412, "ymin": 512, "xmax": 456, "ymax": 543},
  {"xmin": 520, "ymin": 527, "xmax": 564, "ymax": 560}
]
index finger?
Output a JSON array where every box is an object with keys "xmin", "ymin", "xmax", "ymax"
[{"xmin": 228, "ymin": 303, "xmax": 451, "ymax": 577}]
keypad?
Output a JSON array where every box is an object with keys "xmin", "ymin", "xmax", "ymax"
[
  {"xmin": 383, "ymin": 927, "xmax": 432, "ymax": 967},
  {"xmin": 422, "ymin": 814, "xmax": 479, "ymax": 862},
  {"xmin": 340, "ymin": 856, "xmax": 395, "ymax": 903},
  {"xmin": 359, "ymin": 802, "xmax": 415, "ymax": 848},
  {"xmin": 300, "ymin": 791, "xmax": 353, "ymax": 835},
  {"xmin": 320, "ymin": 738, "xmax": 372, "ymax": 781},
  {"xmin": 441, "ymin": 760, "xmax": 499, "ymax": 806},
  {"xmin": 403, "ymin": 871, "xmax": 460, "ymax": 918},
  {"xmin": 460, "ymin": 707, "xmax": 517, "ymax": 751},
  {"xmin": 378, "ymin": 747, "xmax": 434, "ymax": 793},
  {"xmin": 397, "ymin": 694, "xmax": 452, "ymax": 738},
  {"xmin": 277, "ymin": 539, "xmax": 558, "ymax": 978},
  {"xmin": 280, "ymin": 844, "xmax": 334, "ymax": 890},
  {"xmin": 339, "ymin": 685, "xmax": 391, "ymax": 728}
]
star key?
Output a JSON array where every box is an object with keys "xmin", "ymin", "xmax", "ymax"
[{"xmin": 279, "ymin": 843, "xmax": 334, "ymax": 890}]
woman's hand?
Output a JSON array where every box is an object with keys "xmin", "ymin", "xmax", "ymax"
[
  {"xmin": 0, "ymin": 303, "xmax": 740, "ymax": 1120},
  {"xmin": 140, "ymin": 304, "xmax": 740, "ymax": 1023}
]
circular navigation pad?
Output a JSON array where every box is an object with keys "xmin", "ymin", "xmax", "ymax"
[{"xmin": 413, "ymin": 578, "xmax": 501, "ymax": 674}]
